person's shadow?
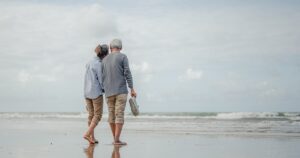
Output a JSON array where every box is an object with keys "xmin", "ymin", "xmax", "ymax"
[{"xmin": 83, "ymin": 144, "xmax": 122, "ymax": 158}]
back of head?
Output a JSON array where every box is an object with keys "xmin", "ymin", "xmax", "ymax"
[
  {"xmin": 98, "ymin": 44, "xmax": 109, "ymax": 60},
  {"xmin": 110, "ymin": 39, "xmax": 122, "ymax": 50}
]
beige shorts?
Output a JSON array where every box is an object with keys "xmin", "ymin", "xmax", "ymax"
[
  {"xmin": 106, "ymin": 94, "xmax": 128, "ymax": 124},
  {"xmin": 85, "ymin": 95, "xmax": 103, "ymax": 126}
]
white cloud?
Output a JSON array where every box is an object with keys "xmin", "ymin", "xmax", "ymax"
[
  {"xmin": 179, "ymin": 68, "xmax": 203, "ymax": 81},
  {"xmin": 260, "ymin": 88, "xmax": 282, "ymax": 97},
  {"xmin": 18, "ymin": 70, "xmax": 31, "ymax": 83},
  {"xmin": 0, "ymin": 3, "xmax": 118, "ymax": 84},
  {"xmin": 0, "ymin": 3, "xmax": 118, "ymax": 62},
  {"xmin": 131, "ymin": 62, "xmax": 153, "ymax": 83},
  {"xmin": 18, "ymin": 65, "xmax": 64, "ymax": 83},
  {"xmin": 131, "ymin": 62, "xmax": 149, "ymax": 73},
  {"xmin": 256, "ymin": 81, "xmax": 284, "ymax": 98},
  {"xmin": 186, "ymin": 68, "xmax": 202, "ymax": 80},
  {"xmin": 0, "ymin": 0, "xmax": 299, "ymax": 112}
]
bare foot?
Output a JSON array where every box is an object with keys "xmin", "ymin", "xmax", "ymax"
[
  {"xmin": 113, "ymin": 140, "xmax": 127, "ymax": 146},
  {"xmin": 83, "ymin": 135, "xmax": 95, "ymax": 144},
  {"xmin": 90, "ymin": 135, "xmax": 98, "ymax": 144},
  {"xmin": 91, "ymin": 137, "xmax": 99, "ymax": 144}
]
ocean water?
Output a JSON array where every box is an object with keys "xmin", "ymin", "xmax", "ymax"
[{"xmin": 1, "ymin": 112, "xmax": 300, "ymax": 136}]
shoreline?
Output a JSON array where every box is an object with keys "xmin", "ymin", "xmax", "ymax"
[
  {"xmin": 1, "ymin": 115, "xmax": 300, "ymax": 138},
  {"xmin": 1, "ymin": 117, "xmax": 300, "ymax": 158}
]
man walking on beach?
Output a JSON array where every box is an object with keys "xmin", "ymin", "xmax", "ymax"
[{"xmin": 102, "ymin": 39, "xmax": 137, "ymax": 145}]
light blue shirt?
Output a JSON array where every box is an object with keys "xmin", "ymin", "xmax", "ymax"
[{"xmin": 84, "ymin": 56, "xmax": 103, "ymax": 99}]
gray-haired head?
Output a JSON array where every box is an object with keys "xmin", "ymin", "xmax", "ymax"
[{"xmin": 110, "ymin": 39, "xmax": 122, "ymax": 50}]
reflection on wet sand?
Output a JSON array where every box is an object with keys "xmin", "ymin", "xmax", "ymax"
[
  {"xmin": 84, "ymin": 144, "xmax": 96, "ymax": 158},
  {"xmin": 83, "ymin": 144, "xmax": 122, "ymax": 158},
  {"xmin": 111, "ymin": 146, "xmax": 121, "ymax": 158}
]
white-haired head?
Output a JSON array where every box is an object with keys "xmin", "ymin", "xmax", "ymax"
[{"xmin": 110, "ymin": 39, "xmax": 122, "ymax": 50}]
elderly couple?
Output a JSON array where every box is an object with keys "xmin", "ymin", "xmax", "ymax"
[{"xmin": 83, "ymin": 39, "xmax": 137, "ymax": 145}]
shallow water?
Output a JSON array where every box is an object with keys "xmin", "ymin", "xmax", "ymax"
[
  {"xmin": 1, "ymin": 117, "xmax": 300, "ymax": 158},
  {"xmin": 1, "ymin": 112, "xmax": 299, "ymax": 136}
]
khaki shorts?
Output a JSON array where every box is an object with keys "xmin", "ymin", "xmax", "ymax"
[
  {"xmin": 85, "ymin": 95, "xmax": 103, "ymax": 125},
  {"xmin": 106, "ymin": 94, "xmax": 127, "ymax": 124}
]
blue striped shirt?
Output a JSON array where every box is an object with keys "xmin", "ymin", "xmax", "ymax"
[{"xmin": 84, "ymin": 56, "xmax": 103, "ymax": 99}]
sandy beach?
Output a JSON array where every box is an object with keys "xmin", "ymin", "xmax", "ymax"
[{"xmin": 1, "ymin": 113, "xmax": 300, "ymax": 158}]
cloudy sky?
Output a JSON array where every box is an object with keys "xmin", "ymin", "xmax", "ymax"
[{"xmin": 0, "ymin": 0, "xmax": 299, "ymax": 112}]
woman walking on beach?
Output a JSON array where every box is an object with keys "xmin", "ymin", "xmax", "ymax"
[{"xmin": 83, "ymin": 44, "xmax": 108, "ymax": 144}]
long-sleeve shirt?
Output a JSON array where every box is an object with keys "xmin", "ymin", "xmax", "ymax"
[
  {"xmin": 101, "ymin": 52, "xmax": 133, "ymax": 97},
  {"xmin": 84, "ymin": 56, "xmax": 103, "ymax": 99}
]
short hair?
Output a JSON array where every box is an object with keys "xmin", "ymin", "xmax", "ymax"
[
  {"xmin": 98, "ymin": 44, "xmax": 109, "ymax": 60},
  {"xmin": 110, "ymin": 39, "xmax": 122, "ymax": 49}
]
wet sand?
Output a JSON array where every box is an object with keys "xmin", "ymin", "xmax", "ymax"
[{"xmin": 1, "ymin": 118, "xmax": 300, "ymax": 158}]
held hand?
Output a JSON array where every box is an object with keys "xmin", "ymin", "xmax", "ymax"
[{"xmin": 130, "ymin": 89, "xmax": 137, "ymax": 98}]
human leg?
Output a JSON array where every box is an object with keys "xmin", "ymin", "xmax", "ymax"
[
  {"xmin": 84, "ymin": 96, "xmax": 103, "ymax": 144},
  {"xmin": 107, "ymin": 95, "xmax": 117, "ymax": 140},
  {"xmin": 90, "ymin": 95, "xmax": 103, "ymax": 143},
  {"xmin": 114, "ymin": 94, "xmax": 127, "ymax": 145}
]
